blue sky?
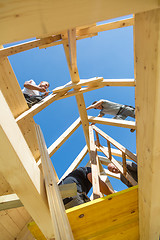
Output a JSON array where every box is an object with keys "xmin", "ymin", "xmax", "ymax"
[{"xmin": 7, "ymin": 15, "xmax": 136, "ymax": 193}]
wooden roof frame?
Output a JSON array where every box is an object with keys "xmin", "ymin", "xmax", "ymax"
[{"xmin": 0, "ymin": 2, "xmax": 160, "ymax": 240}]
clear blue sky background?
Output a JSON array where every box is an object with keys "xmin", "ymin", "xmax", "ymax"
[{"xmin": 7, "ymin": 14, "xmax": 136, "ymax": 193}]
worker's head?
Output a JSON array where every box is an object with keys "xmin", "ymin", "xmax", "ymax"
[
  {"xmin": 108, "ymin": 163, "xmax": 120, "ymax": 174},
  {"xmin": 39, "ymin": 81, "xmax": 50, "ymax": 89},
  {"xmin": 92, "ymin": 101, "xmax": 102, "ymax": 110}
]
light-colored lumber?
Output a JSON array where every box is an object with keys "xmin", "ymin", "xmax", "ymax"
[
  {"xmin": 35, "ymin": 124, "xmax": 74, "ymax": 240},
  {"xmin": 16, "ymin": 91, "xmax": 68, "ymax": 124},
  {"xmin": 98, "ymin": 155, "xmax": 122, "ymax": 166},
  {"xmin": 135, "ymin": 8, "xmax": 160, "ymax": 240},
  {"xmin": 93, "ymin": 125, "xmax": 137, "ymax": 162},
  {"xmin": 27, "ymin": 187, "xmax": 139, "ymax": 240},
  {"xmin": 103, "ymin": 168, "xmax": 121, "ymax": 179},
  {"xmin": 40, "ymin": 18, "xmax": 133, "ymax": 49},
  {"xmin": 99, "ymin": 146, "xmax": 137, "ymax": 186},
  {"xmin": 0, "ymin": 35, "xmax": 61, "ymax": 58},
  {"xmin": 0, "ymin": 174, "xmax": 13, "ymax": 196},
  {"xmin": 97, "ymin": 146, "xmax": 136, "ymax": 160},
  {"xmin": 0, "ymin": 184, "xmax": 77, "ymax": 211},
  {"xmin": 0, "ymin": 194, "xmax": 23, "ymax": 211},
  {"xmin": 64, "ymin": 29, "xmax": 90, "ymax": 149},
  {"xmin": 0, "ymin": 0, "xmax": 158, "ymax": 45},
  {"xmin": 88, "ymin": 116, "xmax": 136, "ymax": 129},
  {"xmin": 48, "ymin": 117, "xmax": 81, "ymax": 157},
  {"xmin": 67, "ymin": 186, "xmax": 139, "ymax": 240},
  {"xmin": 59, "ymin": 145, "xmax": 88, "ymax": 183},
  {"xmin": 89, "ymin": 126, "xmax": 103, "ymax": 199},
  {"xmin": 78, "ymin": 17, "xmax": 134, "ymax": 36},
  {"xmin": 0, "ymin": 91, "xmax": 54, "ymax": 239}
]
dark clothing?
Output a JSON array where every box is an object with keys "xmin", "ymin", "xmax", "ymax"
[
  {"xmin": 121, "ymin": 161, "xmax": 138, "ymax": 187},
  {"xmin": 59, "ymin": 167, "xmax": 92, "ymax": 209},
  {"xmin": 23, "ymin": 93, "xmax": 45, "ymax": 108},
  {"xmin": 59, "ymin": 167, "xmax": 92, "ymax": 194}
]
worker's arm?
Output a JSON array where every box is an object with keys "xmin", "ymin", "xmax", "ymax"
[
  {"xmin": 86, "ymin": 100, "xmax": 103, "ymax": 110},
  {"xmin": 24, "ymin": 81, "xmax": 47, "ymax": 93},
  {"xmin": 87, "ymin": 173, "xmax": 114, "ymax": 195}
]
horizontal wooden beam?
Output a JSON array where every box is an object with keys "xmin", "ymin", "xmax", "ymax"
[
  {"xmin": 97, "ymin": 147, "xmax": 136, "ymax": 160},
  {"xmin": 0, "ymin": 91, "xmax": 54, "ymax": 239},
  {"xmin": 0, "ymin": 184, "xmax": 77, "ymax": 211},
  {"xmin": 39, "ymin": 18, "xmax": 134, "ymax": 49},
  {"xmin": 0, "ymin": 35, "xmax": 61, "ymax": 58},
  {"xmin": 1, "ymin": 0, "xmax": 158, "ymax": 45},
  {"xmin": 0, "ymin": 194, "xmax": 23, "ymax": 211},
  {"xmin": 103, "ymin": 168, "xmax": 121, "ymax": 179},
  {"xmin": 88, "ymin": 116, "xmax": 136, "ymax": 129},
  {"xmin": 48, "ymin": 118, "xmax": 81, "ymax": 157}
]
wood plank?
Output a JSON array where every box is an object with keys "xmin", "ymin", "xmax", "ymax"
[
  {"xmin": 59, "ymin": 145, "xmax": 88, "ymax": 183},
  {"xmin": 88, "ymin": 116, "xmax": 136, "ymax": 129},
  {"xmin": 0, "ymin": 194, "xmax": 23, "ymax": 211},
  {"xmin": 0, "ymin": 222, "xmax": 13, "ymax": 240},
  {"xmin": 0, "ymin": 91, "xmax": 54, "ymax": 239},
  {"xmin": 0, "ymin": 0, "xmax": 158, "ymax": 44},
  {"xmin": 135, "ymin": 8, "xmax": 160, "ymax": 240},
  {"xmin": 66, "ymin": 186, "xmax": 139, "ymax": 240},
  {"xmin": 78, "ymin": 17, "xmax": 134, "ymax": 36},
  {"xmin": 97, "ymin": 146, "xmax": 136, "ymax": 160},
  {"xmin": 93, "ymin": 125, "xmax": 137, "ymax": 162},
  {"xmin": 27, "ymin": 187, "xmax": 139, "ymax": 240},
  {"xmin": 0, "ymin": 174, "xmax": 13, "ymax": 196},
  {"xmin": 98, "ymin": 155, "xmax": 122, "ymax": 166},
  {"xmin": 0, "ymin": 35, "xmax": 61, "ymax": 58},
  {"xmin": 48, "ymin": 117, "xmax": 81, "ymax": 157},
  {"xmin": 89, "ymin": 126, "xmax": 103, "ymax": 199},
  {"xmin": 103, "ymin": 168, "xmax": 121, "ymax": 179},
  {"xmin": 64, "ymin": 30, "xmax": 90, "ymax": 149},
  {"xmin": 35, "ymin": 124, "xmax": 74, "ymax": 240}
]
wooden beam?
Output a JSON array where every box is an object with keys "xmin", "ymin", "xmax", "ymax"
[
  {"xmin": 39, "ymin": 18, "xmax": 133, "ymax": 49},
  {"xmin": 78, "ymin": 17, "xmax": 134, "ymax": 36},
  {"xmin": 88, "ymin": 116, "xmax": 136, "ymax": 129},
  {"xmin": 89, "ymin": 126, "xmax": 103, "ymax": 199},
  {"xmin": 0, "ymin": 194, "xmax": 23, "ymax": 211},
  {"xmin": 59, "ymin": 145, "xmax": 88, "ymax": 183},
  {"xmin": 0, "ymin": 91, "xmax": 54, "ymax": 239},
  {"xmin": 64, "ymin": 29, "xmax": 90, "ymax": 149},
  {"xmin": 97, "ymin": 146, "xmax": 136, "ymax": 160},
  {"xmin": 35, "ymin": 124, "xmax": 74, "ymax": 240},
  {"xmin": 0, "ymin": 35, "xmax": 61, "ymax": 58},
  {"xmin": 48, "ymin": 117, "xmax": 81, "ymax": 157},
  {"xmin": 16, "ymin": 91, "xmax": 68, "ymax": 124},
  {"xmin": 93, "ymin": 125, "xmax": 137, "ymax": 162},
  {"xmin": 103, "ymin": 168, "xmax": 121, "ymax": 179},
  {"xmin": 0, "ymin": 0, "xmax": 159, "ymax": 45},
  {"xmin": 0, "ymin": 184, "xmax": 77, "ymax": 211},
  {"xmin": 98, "ymin": 154, "xmax": 122, "ymax": 166},
  {"xmin": 135, "ymin": 8, "xmax": 160, "ymax": 240}
]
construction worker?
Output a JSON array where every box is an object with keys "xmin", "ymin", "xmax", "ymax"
[
  {"xmin": 22, "ymin": 79, "xmax": 50, "ymax": 108},
  {"xmin": 108, "ymin": 161, "xmax": 138, "ymax": 188},
  {"xmin": 86, "ymin": 99, "xmax": 135, "ymax": 132},
  {"xmin": 59, "ymin": 167, "xmax": 114, "ymax": 209}
]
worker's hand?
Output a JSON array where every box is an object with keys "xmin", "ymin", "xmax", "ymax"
[
  {"xmin": 39, "ymin": 86, "xmax": 47, "ymax": 92},
  {"xmin": 44, "ymin": 91, "xmax": 49, "ymax": 96}
]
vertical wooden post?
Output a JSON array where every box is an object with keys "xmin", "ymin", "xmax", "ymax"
[{"xmin": 35, "ymin": 124, "xmax": 74, "ymax": 240}]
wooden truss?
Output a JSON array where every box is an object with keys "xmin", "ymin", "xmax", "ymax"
[{"xmin": 0, "ymin": 2, "xmax": 160, "ymax": 240}]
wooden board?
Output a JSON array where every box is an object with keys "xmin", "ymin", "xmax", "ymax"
[
  {"xmin": 0, "ymin": 0, "xmax": 158, "ymax": 44},
  {"xmin": 135, "ymin": 8, "xmax": 160, "ymax": 240}
]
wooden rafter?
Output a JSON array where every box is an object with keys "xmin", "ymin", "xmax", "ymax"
[
  {"xmin": 0, "ymin": 91, "xmax": 54, "ymax": 239},
  {"xmin": 0, "ymin": 1, "xmax": 158, "ymax": 45},
  {"xmin": 64, "ymin": 28, "xmax": 90, "ymax": 149}
]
